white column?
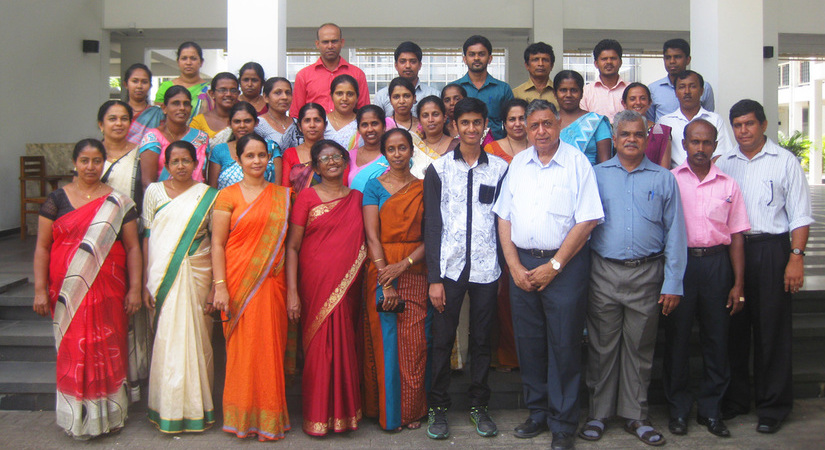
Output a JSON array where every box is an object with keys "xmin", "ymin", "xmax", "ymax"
[
  {"xmin": 120, "ymin": 40, "xmax": 149, "ymax": 80},
  {"xmin": 227, "ymin": 0, "xmax": 286, "ymax": 78},
  {"xmin": 533, "ymin": 0, "xmax": 564, "ymax": 80},
  {"xmin": 762, "ymin": 0, "xmax": 779, "ymax": 140},
  {"xmin": 810, "ymin": 79, "xmax": 822, "ymax": 184},
  {"xmin": 691, "ymin": 0, "xmax": 764, "ymax": 126}
]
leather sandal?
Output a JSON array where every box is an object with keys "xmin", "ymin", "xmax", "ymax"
[
  {"xmin": 624, "ymin": 419, "xmax": 666, "ymax": 446},
  {"xmin": 578, "ymin": 418, "xmax": 605, "ymax": 441}
]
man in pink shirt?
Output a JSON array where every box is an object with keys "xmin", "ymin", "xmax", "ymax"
[
  {"xmin": 290, "ymin": 23, "xmax": 370, "ymax": 118},
  {"xmin": 581, "ymin": 39, "xmax": 628, "ymax": 122},
  {"xmin": 665, "ymin": 119, "xmax": 750, "ymax": 439}
]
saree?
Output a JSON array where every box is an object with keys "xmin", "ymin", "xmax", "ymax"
[
  {"xmin": 292, "ymin": 188, "xmax": 365, "ymax": 436},
  {"xmin": 409, "ymin": 133, "xmax": 445, "ymax": 179},
  {"xmin": 48, "ymin": 192, "xmax": 134, "ymax": 439},
  {"xmin": 126, "ymin": 106, "xmax": 164, "ymax": 145},
  {"xmin": 361, "ymin": 179, "xmax": 430, "ymax": 430},
  {"xmin": 324, "ymin": 118, "xmax": 361, "ymax": 150},
  {"xmin": 144, "ymin": 183, "xmax": 218, "ymax": 433},
  {"xmin": 560, "ymin": 112, "xmax": 612, "ymax": 165},
  {"xmin": 217, "ymin": 183, "xmax": 291, "ymax": 441},
  {"xmin": 139, "ymin": 127, "xmax": 209, "ymax": 182},
  {"xmin": 646, "ymin": 123, "xmax": 672, "ymax": 166},
  {"xmin": 155, "ymin": 81, "xmax": 212, "ymax": 123},
  {"xmin": 348, "ymin": 146, "xmax": 388, "ymax": 192}
]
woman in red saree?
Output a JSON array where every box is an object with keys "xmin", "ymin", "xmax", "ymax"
[
  {"xmin": 286, "ymin": 139, "xmax": 366, "ymax": 436},
  {"xmin": 33, "ymin": 139, "xmax": 142, "ymax": 439},
  {"xmin": 361, "ymin": 129, "xmax": 430, "ymax": 431},
  {"xmin": 212, "ymin": 134, "xmax": 291, "ymax": 441}
]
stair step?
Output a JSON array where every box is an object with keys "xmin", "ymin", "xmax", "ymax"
[
  {"xmin": 0, "ymin": 320, "xmax": 53, "ymax": 347},
  {"xmin": 0, "ymin": 276, "xmax": 27, "ymax": 294},
  {"xmin": 0, "ymin": 361, "xmax": 55, "ymax": 394},
  {"xmin": 0, "ymin": 283, "xmax": 40, "ymax": 320}
]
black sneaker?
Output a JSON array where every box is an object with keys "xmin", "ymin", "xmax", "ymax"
[
  {"xmin": 470, "ymin": 406, "xmax": 498, "ymax": 437},
  {"xmin": 427, "ymin": 406, "xmax": 449, "ymax": 439}
]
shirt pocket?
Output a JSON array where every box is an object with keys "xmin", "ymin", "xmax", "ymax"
[
  {"xmin": 761, "ymin": 178, "xmax": 785, "ymax": 209},
  {"xmin": 635, "ymin": 191, "xmax": 663, "ymax": 223},
  {"xmin": 705, "ymin": 195, "xmax": 730, "ymax": 226},
  {"xmin": 546, "ymin": 186, "xmax": 575, "ymax": 218}
]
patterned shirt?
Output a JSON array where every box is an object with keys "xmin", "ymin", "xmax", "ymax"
[{"xmin": 424, "ymin": 147, "xmax": 509, "ymax": 284}]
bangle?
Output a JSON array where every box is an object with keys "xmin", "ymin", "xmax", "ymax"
[
  {"xmin": 407, "ymin": 256, "xmax": 414, "ymax": 266},
  {"xmin": 373, "ymin": 258, "xmax": 384, "ymax": 263},
  {"xmin": 213, "ymin": 279, "xmax": 226, "ymax": 285}
]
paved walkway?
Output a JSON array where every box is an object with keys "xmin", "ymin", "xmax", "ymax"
[{"xmin": 2, "ymin": 399, "xmax": 824, "ymax": 448}]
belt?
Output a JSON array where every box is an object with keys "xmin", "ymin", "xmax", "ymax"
[
  {"xmin": 517, "ymin": 247, "xmax": 557, "ymax": 259},
  {"xmin": 688, "ymin": 244, "xmax": 728, "ymax": 257},
  {"xmin": 743, "ymin": 232, "xmax": 789, "ymax": 243},
  {"xmin": 604, "ymin": 252, "xmax": 664, "ymax": 268}
]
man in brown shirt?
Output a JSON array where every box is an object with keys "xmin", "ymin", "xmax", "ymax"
[{"xmin": 513, "ymin": 42, "xmax": 558, "ymax": 107}]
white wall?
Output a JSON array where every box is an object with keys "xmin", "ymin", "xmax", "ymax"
[{"xmin": 0, "ymin": 0, "xmax": 108, "ymax": 232}]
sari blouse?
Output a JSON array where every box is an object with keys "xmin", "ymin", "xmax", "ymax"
[
  {"xmin": 209, "ymin": 141, "xmax": 282, "ymax": 189},
  {"xmin": 139, "ymin": 128, "xmax": 210, "ymax": 182}
]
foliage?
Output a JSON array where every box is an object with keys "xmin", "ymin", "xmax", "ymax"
[{"xmin": 778, "ymin": 131, "xmax": 814, "ymax": 170}]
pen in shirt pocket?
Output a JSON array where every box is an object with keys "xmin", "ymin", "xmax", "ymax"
[{"xmin": 648, "ymin": 190, "xmax": 655, "ymax": 200}]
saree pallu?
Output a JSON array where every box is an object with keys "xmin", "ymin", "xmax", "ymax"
[
  {"xmin": 145, "ymin": 184, "xmax": 218, "ymax": 433},
  {"xmin": 49, "ymin": 193, "xmax": 134, "ymax": 439},
  {"xmin": 362, "ymin": 181, "xmax": 430, "ymax": 430},
  {"xmin": 126, "ymin": 106, "xmax": 164, "ymax": 145},
  {"xmin": 155, "ymin": 81, "xmax": 212, "ymax": 123},
  {"xmin": 410, "ymin": 133, "xmax": 443, "ymax": 179},
  {"xmin": 348, "ymin": 149, "xmax": 388, "ymax": 192},
  {"xmin": 139, "ymin": 128, "xmax": 209, "ymax": 183},
  {"xmin": 298, "ymin": 190, "xmax": 366, "ymax": 436},
  {"xmin": 220, "ymin": 183, "xmax": 291, "ymax": 441},
  {"xmin": 560, "ymin": 112, "xmax": 612, "ymax": 165}
]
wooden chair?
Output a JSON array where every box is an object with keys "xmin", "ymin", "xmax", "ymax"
[{"xmin": 19, "ymin": 156, "xmax": 66, "ymax": 239}]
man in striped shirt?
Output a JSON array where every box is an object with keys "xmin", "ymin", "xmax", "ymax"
[{"xmin": 715, "ymin": 99, "xmax": 813, "ymax": 434}]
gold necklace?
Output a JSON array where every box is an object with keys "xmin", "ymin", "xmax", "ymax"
[
  {"xmin": 268, "ymin": 111, "xmax": 289, "ymax": 133},
  {"xmin": 77, "ymin": 182, "xmax": 102, "ymax": 199}
]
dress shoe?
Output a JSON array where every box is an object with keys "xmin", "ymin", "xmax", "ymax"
[
  {"xmin": 668, "ymin": 417, "xmax": 687, "ymax": 435},
  {"xmin": 513, "ymin": 417, "xmax": 548, "ymax": 438},
  {"xmin": 697, "ymin": 416, "xmax": 730, "ymax": 437},
  {"xmin": 551, "ymin": 431, "xmax": 575, "ymax": 450},
  {"xmin": 756, "ymin": 417, "xmax": 781, "ymax": 434}
]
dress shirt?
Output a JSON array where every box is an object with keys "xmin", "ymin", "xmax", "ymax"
[
  {"xmin": 647, "ymin": 76, "xmax": 715, "ymax": 123},
  {"xmin": 290, "ymin": 57, "xmax": 370, "ymax": 118},
  {"xmin": 591, "ymin": 156, "xmax": 687, "ymax": 295},
  {"xmin": 672, "ymin": 162, "xmax": 750, "ymax": 247},
  {"xmin": 715, "ymin": 138, "xmax": 813, "ymax": 234},
  {"xmin": 512, "ymin": 79, "xmax": 558, "ymax": 107},
  {"xmin": 659, "ymin": 107, "xmax": 732, "ymax": 168},
  {"xmin": 424, "ymin": 147, "xmax": 509, "ymax": 284},
  {"xmin": 494, "ymin": 141, "xmax": 604, "ymax": 250},
  {"xmin": 581, "ymin": 77, "xmax": 628, "ymax": 122},
  {"xmin": 373, "ymin": 81, "xmax": 440, "ymax": 117},
  {"xmin": 454, "ymin": 73, "xmax": 514, "ymax": 140}
]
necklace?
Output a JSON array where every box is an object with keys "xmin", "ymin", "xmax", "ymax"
[
  {"xmin": 77, "ymin": 182, "xmax": 103, "ymax": 199},
  {"xmin": 267, "ymin": 110, "xmax": 290, "ymax": 133},
  {"xmin": 426, "ymin": 134, "xmax": 450, "ymax": 155},
  {"xmin": 393, "ymin": 113, "xmax": 413, "ymax": 131},
  {"xmin": 505, "ymin": 136, "xmax": 527, "ymax": 156}
]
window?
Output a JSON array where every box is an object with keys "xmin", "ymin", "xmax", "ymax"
[
  {"xmin": 287, "ymin": 48, "xmax": 507, "ymax": 97},
  {"xmin": 800, "ymin": 61, "xmax": 810, "ymax": 84},
  {"xmin": 779, "ymin": 63, "xmax": 790, "ymax": 87},
  {"xmin": 562, "ymin": 53, "xmax": 646, "ymax": 84}
]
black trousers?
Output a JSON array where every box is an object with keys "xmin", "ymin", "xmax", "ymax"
[
  {"xmin": 723, "ymin": 236, "xmax": 793, "ymax": 421},
  {"xmin": 510, "ymin": 244, "xmax": 590, "ymax": 434},
  {"xmin": 427, "ymin": 269, "xmax": 498, "ymax": 409},
  {"xmin": 663, "ymin": 251, "xmax": 732, "ymax": 419}
]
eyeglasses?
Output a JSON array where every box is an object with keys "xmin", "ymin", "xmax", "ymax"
[
  {"xmin": 215, "ymin": 88, "xmax": 240, "ymax": 95},
  {"xmin": 318, "ymin": 154, "xmax": 345, "ymax": 164},
  {"xmin": 168, "ymin": 159, "xmax": 194, "ymax": 166}
]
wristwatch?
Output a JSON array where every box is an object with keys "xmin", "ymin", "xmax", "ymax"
[
  {"xmin": 792, "ymin": 248, "xmax": 806, "ymax": 256},
  {"xmin": 550, "ymin": 258, "xmax": 562, "ymax": 273}
]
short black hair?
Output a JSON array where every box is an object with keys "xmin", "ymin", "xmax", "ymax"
[
  {"xmin": 663, "ymin": 38, "xmax": 690, "ymax": 57},
  {"xmin": 553, "ymin": 70, "xmax": 585, "ymax": 91},
  {"xmin": 310, "ymin": 139, "xmax": 349, "ymax": 169},
  {"xmin": 684, "ymin": 118, "xmax": 718, "ymax": 141},
  {"xmin": 164, "ymin": 140, "xmax": 198, "ymax": 163},
  {"xmin": 622, "ymin": 82, "xmax": 651, "ymax": 104},
  {"xmin": 729, "ymin": 99, "xmax": 767, "ymax": 125},
  {"xmin": 380, "ymin": 128, "xmax": 414, "ymax": 156},
  {"xmin": 239, "ymin": 62, "xmax": 265, "ymax": 81},
  {"xmin": 453, "ymin": 97, "xmax": 488, "ymax": 122},
  {"xmin": 357, "ymin": 104, "xmax": 387, "ymax": 126},
  {"xmin": 593, "ymin": 39, "xmax": 623, "ymax": 59},
  {"xmin": 523, "ymin": 42, "xmax": 555, "ymax": 65},
  {"xmin": 463, "ymin": 35, "xmax": 492, "ymax": 55},
  {"xmin": 675, "ymin": 70, "xmax": 704, "ymax": 88},
  {"xmin": 210, "ymin": 72, "xmax": 239, "ymax": 91},
  {"xmin": 441, "ymin": 83, "xmax": 467, "ymax": 99},
  {"xmin": 395, "ymin": 41, "xmax": 423, "ymax": 62}
]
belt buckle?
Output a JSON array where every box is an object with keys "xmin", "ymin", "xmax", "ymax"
[{"xmin": 624, "ymin": 259, "xmax": 641, "ymax": 268}]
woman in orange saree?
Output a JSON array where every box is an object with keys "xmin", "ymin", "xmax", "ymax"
[
  {"xmin": 211, "ymin": 134, "xmax": 291, "ymax": 441},
  {"xmin": 285, "ymin": 139, "xmax": 366, "ymax": 436},
  {"xmin": 33, "ymin": 139, "xmax": 142, "ymax": 440},
  {"xmin": 361, "ymin": 129, "xmax": 430, "ymax": 431}
]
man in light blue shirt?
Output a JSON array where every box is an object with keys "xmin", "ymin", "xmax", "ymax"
[
  {"xmin": 373, "ymin": 41, "xmax": 439, "ymax": 116},
  {"xmin": 647, "ymin": 39, "xmax": 715, "ymax": 123},
  {"xmin": 454, "ymin": 35, "xmax": 514, "ymax": 140},
  {"xmin": 494, "ymin": 99, "xmax": 603, "ymax": 450},
  {"xmin": 582, "ymin": 110, "xmax": 687, "ymax": 446}
]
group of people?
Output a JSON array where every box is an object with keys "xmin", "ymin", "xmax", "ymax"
[{"xmin": 31, "ymin": 21, "xmax": 812, "ymax": 450}]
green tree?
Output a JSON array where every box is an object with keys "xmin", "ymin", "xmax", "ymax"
[{"xmin": 778, "ymin": 131, "xmax": 813, "ymax": 170}]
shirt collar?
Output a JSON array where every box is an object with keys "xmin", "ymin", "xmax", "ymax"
[
  {"xmin": 452, "ymin": 145, "xmax": 489, "ymax": 166},
  {"xmin": 527, "ymin": 142, "xmax": 568, "ymax": 168},
  {"xmin": 313, "ymin": 56, "xmax": 349, "ymax": 71},
  {"xmin": 457, "ymin": 73, "xmax": 496, "ymax": 89},
  {"xmin": 673, "ymin": 160, "xmax": 723, "ymax": 184},
  {"xmin": 523, "ymin": 78, "xmax": 554, "ymax": 92},
  {"xmin": 602, "ymin": 154, "xmax": 658, "ymax": 173},
  {"xmin": 594, "ymin": 76, "xmax": 627, "ymax": 90},
  {"xmin": 673, "ymin": 106, "xmax": 711, "ymax": 122},
  {"xmin": 728, "ymin": 136, "xmax": 777, "ymax": 161}
]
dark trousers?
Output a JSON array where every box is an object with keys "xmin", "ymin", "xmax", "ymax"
[
  {"xmin": 428, "ymin": 269, "xmax": 498, "ymax": 409},
  {"xmin": 724, "ymin": 236, "xmax": 793, "ymax": 421},
  {"xmin": 663, "ymin": 251, "xmax": 732, "ymax": 419},
  {"xmin": 510, "ymin": 244, "xmax": 590, "ymax": 434}
]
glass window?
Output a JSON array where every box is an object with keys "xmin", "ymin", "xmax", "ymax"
[{"xmin": 800, "ymin": 61, "xmax": 810, "ymax": 84}]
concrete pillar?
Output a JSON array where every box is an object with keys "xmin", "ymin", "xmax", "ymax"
[
  {"xmin": 810, "ymin": 79, "xmax": 822, "ymax": 184},
  {"xmin": 227, "ymin": 0, "xmax": 286, "ymax": 78},
  {"xmin": 762, "ymin": 0, "xmax": 779, "ymax": 140},
  {"xmin": 690, "ymin": 0, "xmax": 764, "ymax": 132},
  {"xmin": 119, "ymin": 39, "xmax": 149, "ymax": 81},
  {"xmin": 532, "ymin": 0, "xmax": 564, "ymax": 80}
]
